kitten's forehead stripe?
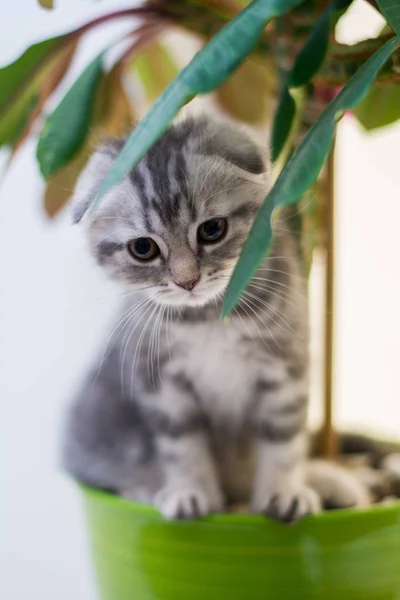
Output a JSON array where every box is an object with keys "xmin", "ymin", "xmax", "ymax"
[
  {"xmin": 129, "ymin": 163, "xmax": 146, "ymax": 197},
  {"xmin": 174, "ymin": 151, "xmax": 188, "ymax": 196},
  {"xmin": 126, "ymin": 116, "xmax": 257, "ymax": 228},
  {"xmin": 148, "ymin": 145, "xmax": 171, "ymax": 201},
  {"xmin": 150, "ymin": 196, "xmax": 168, "ymax": 227}
]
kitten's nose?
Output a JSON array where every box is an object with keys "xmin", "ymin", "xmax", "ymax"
[{"xmin": 174, "ymin": 276, "xmax": 200, "ymax": 291}]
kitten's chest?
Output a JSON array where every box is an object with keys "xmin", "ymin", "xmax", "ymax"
[{"xmin": 172, "ymin": 321, "xmax": 284, "ymax": 424}]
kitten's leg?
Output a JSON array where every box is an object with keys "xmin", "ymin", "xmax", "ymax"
[
  {"xmin": 147, "ymin": 379, "xmax": 224, "ymax": 519},
  {"xmin": 250, "ymin": 385, "xmax": 321, "ymax": 522},
  {"xmin": 154, "ymin": 431, "xmax": 224, "ymax": 519}
]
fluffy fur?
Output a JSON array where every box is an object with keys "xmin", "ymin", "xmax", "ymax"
[{"xmin": 63, "ymin": 116, "xmax": 368, "ymax": 521}]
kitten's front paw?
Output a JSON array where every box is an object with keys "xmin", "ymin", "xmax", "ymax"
[
  {"xmin": 254, "ymin": 484, "xmax": 321, "ymax": 523},
  {"xmin": 155, "ymin": 486, "xmax": 223, "ymax": 520}
]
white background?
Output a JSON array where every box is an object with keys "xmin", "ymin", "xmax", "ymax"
[{"xmin": 1, "ymin": 1, "xmax": 399, "ymax": 599}]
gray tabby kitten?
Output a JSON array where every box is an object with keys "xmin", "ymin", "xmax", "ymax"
[{"xmin": 63, "ymin": 116, "xmax": 365, "ymax": 522}]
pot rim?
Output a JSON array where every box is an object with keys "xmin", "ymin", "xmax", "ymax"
[{"xmin": 80, "ymin": 483, "xmax": 400, "ymax": 527}]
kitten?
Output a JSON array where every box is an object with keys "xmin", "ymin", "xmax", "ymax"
[{"xmin": 63, "ymin": 115, "xmax": 365, "ymax": 522}]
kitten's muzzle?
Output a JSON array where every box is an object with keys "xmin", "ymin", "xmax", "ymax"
[{"xmin": 173, "ymin": 275, "xmax": 201, "ymax": 291}]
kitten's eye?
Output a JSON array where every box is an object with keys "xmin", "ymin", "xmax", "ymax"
[
  {"xmin": 127, "ymin": 238, "xmax": 160, "ymax": 261},
  {"xmin": 197, "ymin": 218, "xmax": 227, "ymax": 244}
]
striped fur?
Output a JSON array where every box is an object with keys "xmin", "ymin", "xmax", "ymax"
[{"xmin": 63, "ymin": 116, "xmax": 366, "ymax": 521}]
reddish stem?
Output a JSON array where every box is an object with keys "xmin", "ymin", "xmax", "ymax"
[
  {"xmin": 68, "ymin": 6, "xmax": 169, "ymax": 40},
  {"xmin": 117, "ymin": 23, "xmax": 166, "ymax": 66},
  {"xmin": 1, "ymin": 6, "xmax": 167, "ymax": 117}
]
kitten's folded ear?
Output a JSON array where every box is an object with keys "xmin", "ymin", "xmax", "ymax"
[
  {"xmin": 70, "ymin": 147, "xmax": 115, "ymax": 223},
  {"xmin": 199, "ymin": 118, "xmax": 268, "ymax": 176}
]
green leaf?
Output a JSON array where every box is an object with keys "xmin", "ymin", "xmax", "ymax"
[
  {"xmin": 37, "ymin": 53, "xmax": 104, "ymax": 178},
  {"xmin": 93, "ymin": 0, "xmax": 303, "ymax": 208},
  {"xmin": 0, "ymin": 39, "xmax": 77, "ymax": 150},
  {"xmin": 291, "ymin": 0, "xmax": 352, "ymax": 87},
  {"xmin": 43, "ymin": 63, "xmax": 135, "ymax": 218},
  {"xmin": 378, "ymin": 0, "xmax": 400, "ymax": 34},
  {"xmin": 271, "ymin": 0, "xmax": 353, "ymax": 162},
  {"xmin": 353, "ymin": 83, "xmax": 400, "ymax": 130},
  {"xmin": 222, "ymin": 35, "xmax": 400, "ymax": 317},
  {"xmin": 0, "ymin": 94, "xmax": 39, "ymax": 148},
  {"xmin": 270, "ymin": 84, "xmax": 296, "ymax": 163},
  {"xmin": 0, "ymin": 36, "xmax": 61, "ymax": 118},
  {"xmin": 0, "ymin": 4, "xmax": 158, "ymax": 125}
]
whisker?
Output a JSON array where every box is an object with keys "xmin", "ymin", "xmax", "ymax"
[
  {"xmin": 238, "ymin": 296, "xmax": 277, "ymax": 351},
  {"xmin": 247, "ymin": 282, "xmax": 303, "ymax": 314},
  {"xmin": 166, "ymin": 304, "xmax": 172, "ymax": 359},
  {"xmin": 148, "ymin": 302, "xmax": 164, "ymax": 389},
  {"xmin": 233, "ymin": 305, "xmax": 257, "ymax": 345},
  {"xmin": 130, "ymin": 301, "xmax": 160, "ymax": 398},
  {"xmin": 156, "ymin": 304, "xmax": 167, "ymax": 385},
  {"xmin": 97, "ymin": 296, "xmax": 149, "ymax": 376},
  {"xmin": 236, "ymin": 297, "xmax": 273, "ymax": 352},
  {"xmin": 250, "ymin": 276, "xmax": 307, "ymax": 302},
  {"xmin": 244, "ymin": 290, "xmax": 303, "ymax": 339},
  {"xmin": 273, "ymin": 227, "xmax": 303, "ymax": 235},
  {"xmin": 146, "ymin": 305, "xmax": 158, "ymax": 388},
  {"xmin": 252, "ymin": 269, "xmax": 306, "ymax": 283},
  {"xmin": 242, "ymin": 290, "xmax": 301, "ymax": 340},
  {"xmin": 241, "ymin": 292, "xmax": 284, "ymax": 345},
  {"xmin": 216, "ymin": 274, "xmax": 303, "ymax": 312},
  {"xmin": 257, "ymin": 255, "xmax": 304, "ymax": 261},
  {"xmin": 120, "ymin": 296, "xmax": 158, "ymax": 396}
]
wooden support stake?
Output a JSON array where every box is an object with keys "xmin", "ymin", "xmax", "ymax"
[{"xmin": 322, "ymin": 143, "xmax": 338, "ymax": 459}]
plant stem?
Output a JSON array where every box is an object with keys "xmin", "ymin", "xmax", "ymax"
[
  {"xmin": 322, "ymin": 140, "xmax": 338, "ymax": 459},
  {"xmin": 117, "ymin": 24, "xmax": 166, "ymax": 66},
  {"xmin": 69, "ymin": 7, "xmax": 165, "ymax": 39}
]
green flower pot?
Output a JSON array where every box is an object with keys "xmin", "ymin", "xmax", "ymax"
[{"xmin": 81, "ymin": 485, "xmax": 400, "ymax": 600}]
